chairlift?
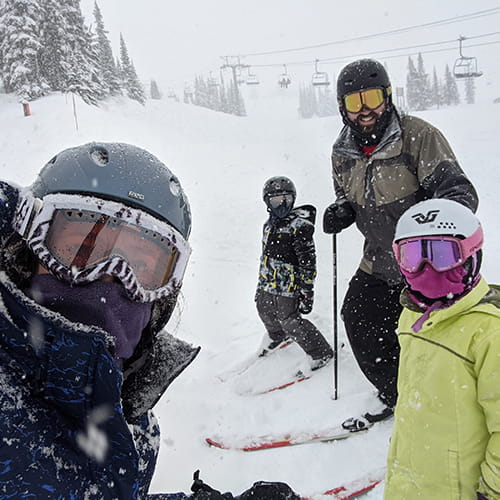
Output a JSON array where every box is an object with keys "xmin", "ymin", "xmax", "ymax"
[
  {"xmin": 278, "ymin": 65, "xmax": 292, "ymax": 88},
  {"xmin": 246, "ymin": 73, "xmax": 260, "ymax": 85},
  {"xmin": 311, "ymin": 59, "xmax": 330, "ymax": 86},
  {"xmin": 453, "ymin": 36, "xmax": 483, "ymax": 79}
]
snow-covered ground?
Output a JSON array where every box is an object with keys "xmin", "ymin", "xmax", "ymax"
[{"xmin": 0, "ymin": 88, "xmax": 499, "ymax": 498}]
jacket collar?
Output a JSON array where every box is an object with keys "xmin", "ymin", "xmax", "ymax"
[
  {"xmin": 402, "ymin": 277, "xmax": 490, "ymax": 333},
  {"xmin": 332, "ymin": 109, "xmax": 403, "ymax": 160}
]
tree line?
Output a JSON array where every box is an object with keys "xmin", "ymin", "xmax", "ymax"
[
  {"xmin": 0, "ymin": 0, "xmax": 145, "ymax": 105},
  {"xmin": 406, "ymin": 53, "xmax": 475, "ymax": 110}
]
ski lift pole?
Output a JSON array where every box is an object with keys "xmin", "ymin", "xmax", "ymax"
[{"xmin": 332, "ymin": 233, "xmax": 339, "ymax": 400}]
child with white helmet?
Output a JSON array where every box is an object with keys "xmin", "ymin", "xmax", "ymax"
[{"xmin": 384, "ymin": 198, "xmax": 500, "ymax": 500}]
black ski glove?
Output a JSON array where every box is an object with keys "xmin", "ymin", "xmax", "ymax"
[
  {"xmin": 323, "ymin": 201, "xmax": 355, "ymax": 234},
  {"xmin": 477, "ymin": 493, "xmax": 490, "ymax": 500},
  {"xmin": 298, "ymin": 289, "xmax": 314, "ymax": 314},
  {"xmin": 190, "ymin": 470, "xmax": 234, "ymax": 499},
  {"xmin": 236, "ymin": 481, "xmax": 300, "ymax": 500}
]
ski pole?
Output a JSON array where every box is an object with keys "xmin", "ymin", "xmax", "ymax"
[{"xmin": 332, "ymin": 233, "xmax": 339, "ymax": 400}]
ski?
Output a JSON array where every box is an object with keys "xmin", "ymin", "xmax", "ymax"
[
  {"xmin": 301, "ymin": 469, "xmax": 385, "ymax": 499},
  {"xmin": 216, "ymin": 339, "xmax": 294, "ymax": 383},
  {"xmin": 205, "ymin": 425, "xmax": 366, "ymax": 451},
  {"xmin": 238, "ymin": 369, "xmax": 312, "ymax": 396}
]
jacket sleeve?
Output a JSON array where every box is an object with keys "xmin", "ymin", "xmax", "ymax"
[
  {"xmin": 131, "ymin": 411, "xmax": 161, "ymax": 499},
  {"xmin": 0, "ymin": 180, "xmax": 19, "ymax": 243},
  {"xmin": 414, "ymin": 125, "xmax": 479, "ymax": 212},
  {"xmin": 292, "ymin": 220, "xmax": 316, "ymax": 291},
  {"xmin": 474, "ymin": 331, "xmax": 500, "ymax": 499}
]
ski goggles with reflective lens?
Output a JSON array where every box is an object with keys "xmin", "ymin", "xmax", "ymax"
[
  {"xmin": 14, "ymin": 192, "xmax": 191, "ymax": 303},
  {"xmin": 393, "ymin": 232, "xmax": 483, "ymax": 274},
  {"xmin": 342, "ymin": 87, "xmax": 391, "ymax": 113},
  {"xmin": 267, "ymin": 193, "xmax": 294, "ymax": 209}
]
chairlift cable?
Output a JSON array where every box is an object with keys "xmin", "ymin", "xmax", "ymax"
[{"xmin": 236, "ymin": 7, "xmax": 500, "ymax": 58}]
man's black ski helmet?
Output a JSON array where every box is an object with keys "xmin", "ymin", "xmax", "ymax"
[
  {"xmin": 337, "ymin": 58, "xmax": 391, "ymax": 103},
  {"xmin": 30, "ymin": 142, "xmax": 191, "ymax": 238},
  {"xmin": 262, "ymin": 176, "xmax": 296, "ymax": 203}
]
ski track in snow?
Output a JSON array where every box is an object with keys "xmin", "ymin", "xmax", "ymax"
[{"xmin": 1, "ymin": 87, "xmax": 499, "ymax": 499}]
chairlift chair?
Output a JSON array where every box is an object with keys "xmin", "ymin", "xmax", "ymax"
[
  {"xmin": 278, "ymin": 64, "xmax": 292, "ymax": 88},
  {"xmin": 311, "ymin": 59, "xmax": 330, "ymax": 86},
  {"xmin": 246, "ymin": 73, "xmax": 260, "ymax": 85},
  {"xmin": 453, "ymin": 36, "xmax": 483, "ymax": 79}
]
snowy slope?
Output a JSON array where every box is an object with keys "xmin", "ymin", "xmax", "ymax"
[{"xmin": 0, "ymin": 89, "xmax": 499, "ymax": 499}]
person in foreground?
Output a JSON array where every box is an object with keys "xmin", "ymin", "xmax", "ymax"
[
  {"xmin": 384, "ymin": 198, "xmax": 499, "ymax": 500},
  {"xmin": 323, "ymin": 58, "xmax": 478, "ymax": 429},
  {"xmin": 255, "ymin": 176, "xmax": 333, "ymax": 370},
  {"xmin": 0, "ymin": 143, "xmax": 300, "ymax": 499}
]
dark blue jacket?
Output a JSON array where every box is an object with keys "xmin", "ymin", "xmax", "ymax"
[{"xmin": 0, "ymin": 181, "xmax": 198, "ymax": 499}]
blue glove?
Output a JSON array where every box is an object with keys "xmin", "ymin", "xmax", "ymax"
[{"xmin": 323, "ymin": 201, "xmax": 355, "ymax": 234}]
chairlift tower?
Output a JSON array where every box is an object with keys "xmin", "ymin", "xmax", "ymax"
[{"xmin": 220, "ymin": 56, "xmax": 249, "ymax": 92}]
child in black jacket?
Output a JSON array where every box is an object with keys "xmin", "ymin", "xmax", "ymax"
[{"xmin": 255, "ymin": 176, "xmax": 333, "ymax": 370}]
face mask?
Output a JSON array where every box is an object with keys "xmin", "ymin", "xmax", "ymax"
[
  {"xmin": 25, "ymin": 274, "xmax": 152, "ymax": 362},
  {"xmin": 401, "ymin": 263, "xmax": 468, "ymax": 300}
]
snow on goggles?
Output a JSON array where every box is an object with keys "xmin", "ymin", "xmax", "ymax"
[
  {"xmin": 393, "ymin": 232, "xmax": 482, "ymax": 273},
  {"xmin": 14, "ymin": 192, "xmax": 191, "ymax": 303},
  {"xmin": 267, "ymin": 193, "xmax": 294, "ymax": 209},
  {"xmin": 342, "ymin": 87, "xmax": 390, "ymax": 113}
]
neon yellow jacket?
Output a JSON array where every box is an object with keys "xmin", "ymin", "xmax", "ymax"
[{"xmin": 384, "ymin": 278, "xmax": 500, "ymax": 500}]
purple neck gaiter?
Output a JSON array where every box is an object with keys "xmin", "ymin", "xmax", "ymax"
[
  {"xmin": 401, "ymin": 264, "xmax": 468, "ymax": 300},
  {"xmin": 24, "ymin": 274, "xmax": 152, "ymax": 362}
]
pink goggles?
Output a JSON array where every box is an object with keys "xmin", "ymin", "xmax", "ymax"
[{"xmin": 393, "ymin": 229, "xmax": 483, "ymax": 274}]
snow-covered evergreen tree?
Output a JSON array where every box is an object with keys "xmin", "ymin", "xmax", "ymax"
[
  {"xmin": 464, "ymin": 77, "xmax": 475, "ymax": 104},
  {"xmin": 0, "ymin": 0, "xmax": 48, "ymax": 101},
  {"xmin": 416, "ymin": 53, "xmax": 432, "ymax": 110},
  {"xmin": 92, "ymin": 2, "xmax": 121, "ymax": 96},
  {"xmin": 38, "ymin": 0, "xmax": 70, "ymax": 91},
  {"xmin": 59, "ymin": 0, "xmax": 105, "ymax": 104},
  {"xmin": 431, "ymin": 66, "xmax": 442, "ymax": 109},
  {"xmin": 298, "ymin": 84, "xmax": 317, "ymax": 119},
  {"xmin": 119, "ymin": 33, "xmax": 145, "ymax": 105},
  {"xmin": 405, "ymin": 56, "xmax": 419, "ymax": 111},
  {"xmin": 150, "ymin": 79, "xmax": 161, "ymax": 99},
  {"xmin": 442, "ymin": 64, "xmax": 460, "ymax": 106}
]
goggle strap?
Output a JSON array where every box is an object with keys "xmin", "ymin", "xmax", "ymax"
[{"xmin": 14, "ymin": 192, "xmax": 42, "ymax": 240}]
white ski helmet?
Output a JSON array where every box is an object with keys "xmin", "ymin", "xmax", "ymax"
[{"xmin": 394, "ymin": 198, "xmax": 483, "ymax": 248}]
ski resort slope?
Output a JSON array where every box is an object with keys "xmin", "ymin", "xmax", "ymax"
[{"xmin": 0, "ymin": 88, "xmax": 499, "ymax": 499}]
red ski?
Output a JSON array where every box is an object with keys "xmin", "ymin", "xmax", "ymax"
[
  {"xmin": 301, "ymin": 469, "xmax": 385, "ymax": 499},
  {"xmin": 205, "ymin": 425, "xmax": 365, "ymax": 451}
]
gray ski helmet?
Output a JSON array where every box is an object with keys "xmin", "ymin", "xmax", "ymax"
[
  {"xmin": 262, "ymin": 176, "xmax": 296, "ymax": 203},
  {"xmin": 337, "ymin": 59, "xmax": 391, "ymax": 102},
  {"xmin": 30, "ymin": 142, "xmax": 191, "ymax": 238}
]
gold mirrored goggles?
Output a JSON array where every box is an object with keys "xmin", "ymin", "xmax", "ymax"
[{"xmin": 342, "ymin": 87, "xmax": 391, "ymax": 113}]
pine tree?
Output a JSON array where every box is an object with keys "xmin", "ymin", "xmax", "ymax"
[
  {"xmin": 431, "ymin": 66, "xmax": 441, "ymax": 109},
  {"xmin": 405, "ymin": 56, "xmax": 419, "ymax": 111},
  {"xmin": 442, "ymin": 64, "xmax": 460, "ymax": 106},
  {"xmin": 119, "ymin": 33, "xmax": 146, "ymax": 105},
  {"xmin": 464, "ymin": 77, "xmax": 475, "ymax": 104},
  {"xmin": 150, "ymin": 79, "xmax": 161, "ymax": 99},
  {"xmin": 415, "ymin": 53, "xmax": 432, "ymax": 110},
  {"xmin": 0, "ymin": 0, "xmax": 48, "ymax": 101},
  {"xmin": 59, "ymin": 0, "xmax": 105, "ymax": 104},
  {"xmin": 93, "ymin": 2, "xmax": 121, "ymax": 96},
  {"xmin": 38, "ymin": 0, "xmax": 70, "ymax": 91}
]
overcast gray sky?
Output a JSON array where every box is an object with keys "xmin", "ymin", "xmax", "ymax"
[{"xmin": 80, "ymin": 0, "xmax": 500, "ymax": 98}]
